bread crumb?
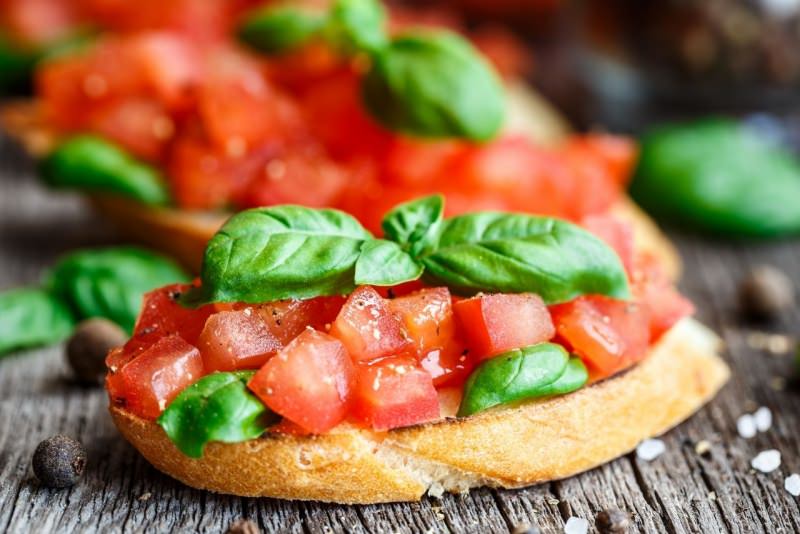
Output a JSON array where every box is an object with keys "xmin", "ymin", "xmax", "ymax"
[
  {"xmin": 138, "ymin": 492, "xmax": 151, "ymax": 501},
  {"xmin": 695, "ymin": 440, "xmax": 712, "ymax": 457}
]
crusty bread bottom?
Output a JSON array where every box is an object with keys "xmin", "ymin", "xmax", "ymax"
[{"xmin": 109, "ymin": 318, "xmax": 728, "ymax": 504}]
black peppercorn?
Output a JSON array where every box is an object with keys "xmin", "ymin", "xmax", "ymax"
[
  {"xmin": 66, "ymin": 318, "xmax": 127, "ymax": 385},
  {"xmin": 226, "ymin": 519, "xmax": 260, "ymax": 534},
  {"xmin": 595, "ymin": 508, "xmax": 631, "ymax": 533},
  {"xmin": 739, "ymin": 265, "xmax": 795, "ymax": 318},
  {"xmin": 511, "ymin": 523, "xmax": 542, "ymax": 534},
  {"xmin": 32, "ymin": 435, "xmax": 87, "ymax": 488}
]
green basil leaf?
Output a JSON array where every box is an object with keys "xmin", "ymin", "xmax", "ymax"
[
  {"xmin": 0, "ymin": 288, "xmax": 75, "ymax": 355},
  {"xmin": 458, "ymin": 343, "xmax": 570, "ymax": 416},
  {"xmin": 194, "ymin": 206, "xmax": 374, "ymax": 304},
  {"xmin": 381, "ymin": 194, "xmax": 443, "ymax": 256},
  {"xmin": 355, "ymin": 239, "xmax": 423, "ymax": 286},
  {"xmin": 0, "ymin": 33, "xmax": 38, "ymax": 93},
  {"xmin": 238, "ymin": 5, "xmax": 325, "ymax": 55},
  {"xmin": 47, "ymin": 246, "xmax": 189, "ymax": 333},
  {"xmin": 534, "ymin": 357, "xmax": 588, "ymax": 397},
  {"xmin": 41, "ymin": 135, "xmax": 170, "ymax": 205},
  {"xmin": 157, "ymin": 372, "xmax": 275, "ymax": 458},
  {"xmin": 325, "ymin": 0, "xmax": 387, "ymax": 54},
  {"xmin": 631, "ymin": 118, "xmax": 800, "ymax": 237},
  {"xmin": 420, "ymin": 212, "xmax": 630, "ymax": 304},
  {"xmin": 362, "ymin": 32, "xmax": 504, "ymax": 141}
]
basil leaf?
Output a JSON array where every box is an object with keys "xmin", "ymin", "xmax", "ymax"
[
  {"xmin": 0, "ymin": 288, "xmax": 75, "ymax": 355},
  {"xmin": 157, "ymin": 372, "xmax": 275, "ymax": 458},
  {"xmin": 420, "ymin": 212, "xmax": 630, "ymax": 304},
  {"xmin": 381, "ymin": 194, "xmax": 443, "ymax": 256},
  {"xmin": 631, "ymin": 119, "xmax": 800, "ymax": 237},
  {"xmin": 47, "ymin": 246, "xmax": 189, "ymax": 333},
  {"xmin": 195, "ymin": 206, "xmax": 372, "ymax": 304},
  {"xmin": 0, "ymin": 33, "xmax": 38, "ymax": 93},
  {"xmin": 238, "ymin": 5, "xmax": 325, "ymax": 55},
  {"xmin": 534, "ymin": 357, "xmax": 588, "ymax": 397},
  {"xmin": 355, "ymin": 239, "xmax": 423, "ymax": 286},
  {"xmin": 41, "ymin": 135, "xmax": 170, "ymax": 205},
  {"xmin": 362, "ymin": 32, "xmax": 504, "ymax": 141},
  {"xmin": 325, "ymin": 0, "xmax": 387, "ymax": 54},
  {"xmin": 458, "ymin": 343, "xmax": 570, "ymax": 416}
]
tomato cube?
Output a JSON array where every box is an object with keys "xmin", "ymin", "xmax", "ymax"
[
  {"xmin": 351, "ymin": 357, "xmax": 440, "ymax": 431},
  {"xmin": 197, "ymin": 309, "xmax": 281, "ymax": 372},
  {"xmin": 388, "ymin": 287, "xmax": 457, "ymax": 357},
  {"xmin": 550, "ymin": 295, "xmax": 651, "ymax": 379},
  {"xmin": 255, "ymin": 296, "xmax": 345, "ymax": 345},
  {"xmin": 329, "ymin": 286, "xmax": 412, "ymax": 363},
  {"xmin": 632, "ymin": 256, "xmax": 694, "ymax": 341},
  {"xmin": 581, "ymin": 214, "xmax": 635, "ymax": 275},
  {"xmin": 248, "ymin": 329, "xmax": 354, "ymax": 434},
  {"xmin": 419, "ymin": 345, "xmax": 474, "ymax": 388},
  {"xmin": 119, "ymin": 334, "xmax": 204, "ymax": 419},
  {"xmin": 453, "ymin": 293, "xmax": 555, "ymax": 360}
]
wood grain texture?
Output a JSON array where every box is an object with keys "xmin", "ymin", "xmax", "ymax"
[{"xmin": 0, "ymin": 136, "xmax": 799, "ymax": 533}]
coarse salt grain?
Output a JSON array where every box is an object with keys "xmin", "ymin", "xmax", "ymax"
[
  {"xmin": 785, "ymin": 474, "xmax": 800, "ymax": 496},
  {"xmin": 754, "ymin": 406, "xmax": 773, "ymax": 432},
  {"xmin": 636, "ymin": 438, "xmax": 666, "ymax": 461},
  {"xmin": 751, "ymin": 449, "xmax": 781, "ymax": 473},
  {"xmin": 564, "ymin": 517, "xmax": 589, "ymax": 534},
  {"xmin": 737, "ymin": 414, "xmax": 757, "ymax": 439}
]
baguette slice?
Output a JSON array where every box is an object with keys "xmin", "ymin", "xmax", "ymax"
[
  {"xmin": 109, "ymin": 318, "xmax": 728, "ymax": 504},
  {"xmin": 0, "ymin": 83, "xmax": 681, "ymax": 277}
]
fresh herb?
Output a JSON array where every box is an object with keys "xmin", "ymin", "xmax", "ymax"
[
  {"xmin": 0, "ymin": 288, "xmax": 75, "ymax": 355},
  {"xmin": 41, "ymin": 135, "xmax": 170, "ymax": 205},
  {"xmin": 47, "ymin": 246, "xmax": 189, "ymax": 333},
  {"xmin": 458, "ymin": 343, "xmax": 586, "ymax": 416},
  {"xmin": 157, "ymin": 372, "xmax": 276, "ymax": 458},
  {"xmin": 631, "ymin": 118, "xmax": 800, "ymax": 237},
  {"xmin": 381, "ymin": 195, "xmax": 444, "ymax": 257},
  {"xmin": 238, "ymin": 0, "xmax": 504, "ymax": 141},
  {"xmin": 354, "ymin": 239, "xmax": 423, "ymax": 286}
]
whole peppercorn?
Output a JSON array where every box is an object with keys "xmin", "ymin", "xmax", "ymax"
[
  {"xmin": 32, "ymin": 435, "xmax": 87, "ymax": 488},
  {"xmin": 739, "ymin": 265, "xmax": 795, "ymax": 318},
  {"xmin": 66, "ymin": 318, "xmax": 127, "ymax": 384},
  {"xmin": 595, "ymin": 508, "xmax": 631, "ymax": 533},
  {"xmin": 226, "ymin": 519, "xmax": 260, "ymax": 534}
]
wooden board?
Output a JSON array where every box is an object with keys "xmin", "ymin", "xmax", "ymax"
[{"xmin": 1, "ymin": 136, "xmax": 799, "ymax": 533}]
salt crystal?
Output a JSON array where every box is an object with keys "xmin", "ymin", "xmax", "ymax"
[
  {"xmin": 754, "ymin": 407, "xmax": 773, "ymax": 432},
  {"xmin": 785, "ymin": 474, "xmax": 800, "ymax": 496},
  {"xmin": 737, "ymin": 414, "xmax": 757, "ymax": 439},
  {"xmin": 751, "ymin": 449, "xmax": 781, "ymax": 473},
  {"xmin": 636, "ymin": 438, "xmax": 666, "ymax": 461},
  {"xmin": 564, "ymin": 517, "xmax": 589, "ymax": 534}
]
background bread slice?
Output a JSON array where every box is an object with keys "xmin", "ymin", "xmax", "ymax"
[{"xmin": 110, "ymin": 318, "xmax": 728, "ymax": 504}]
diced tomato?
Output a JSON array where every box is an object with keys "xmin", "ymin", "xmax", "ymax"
[
  {"xmin": 581, "ymin": 214, "xmax": 635, "ymax": 275},
  {"xmin": 270, "ymin": 418, "xmax": 312, "ymax": 437},
  {"xmin": 420, "ymin": 345, "xmax": 474, "ymax": 388},
  {"xmin": 383, "ymin": 138, "xmax": 464, "ymax": 187},
  {"xmin": 87, "ymin": 98, "xmax": 173, "ymax": 161},
  {"xmin": 197, "ymin": 309, "xmax": 281, "ymax": 372},
  {"xmin": 329, "ymin": 286, "xmax": 412, "ymax": 363},
  {"xmin": 374, "ymin": 280, "xmax": 426, "ymax": 299},
  {"xmin": 351, "ymin": 356, "xmax": 440, "ymax": 431},
  {"xmin": 1, "ymin": 0, "xmax": 80, "ymax": 45},
  {"xmin": 453, "ymin": 293, "xmax": 555, "ymax": 360},
  {"xmin": 470, "ymin": 26, "xmax": 532, "ymax": 79},
  {"xmin": 119, "ymin": 334, "xmax": 204, "ymax": 419},
  {"xmin": 254, "ymin": 296, "xmax": 345, "ymax": 345},
  {"xmin": 388, "ymin": 287, "xmax": 457, "ymax": 357},
  {"xmin": 566, "ymin": 134, "xmax": 638, "ymax": 187},
  {"xmin": 550, "ymin": 295, "xmax": 651, "ymax": 379},
  {"xmin": 632, "ymin": 255, "xmax": 694, "ymax": 341},
  {"xmin": 248, "ymin": 329, "xmax": 354, "ymax": 434}
]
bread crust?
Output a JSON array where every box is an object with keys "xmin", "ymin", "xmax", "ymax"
[{"xmin": 109, "ymin": 318, "xmax": 728, "ymax": 504}]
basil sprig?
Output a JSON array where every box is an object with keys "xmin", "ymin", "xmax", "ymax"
[
  {"xmin": 157, "ymin": 372, "xmax": 277, "ymax": 458},
  {"xmin": 0, "ymin": 288, "xmax": 76, "ymax": 355},
  {"xmin": 238, "ymin": 0, "xmax": 504, "ymax": 141},
  {"xmin": 41, "ymin": 135, "xmax": 170, "ymax": 205},
  {"xmin": 458, "ymin": 344, "xmax": 588, "ymax": 416},
  {"xmin": 188, "ymin": 196, "xmax": 630, "ymax": 306}
]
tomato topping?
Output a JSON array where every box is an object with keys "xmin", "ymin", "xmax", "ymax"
[
  {"xmin": 248, "ymin": 329, "xmax": 354, "ymax": 434},
  {"xmin": 550, "ymin": 295, "xmax": 651, "ymax": 379},
  {"xmin": 329, "ymin": 286, "xmax": 412, "ymax": 363},
  {"xmin": 197, "ymin": 309, "xmax": 281, "ymax": 372},
  {"xmin": 254, "ymin": 296, "xmax": 345, "ymax": 345},
  {"xmin": 632, "ymin": 256, "xmax": 695, "ymax": 341},
  {"xmin": 420, "ymin": 345, "xmax": 474, "ymax": 388},
  {"xmin": 388, "ymin": 287, "xmax": 456, "ymax": 354},
  {"xmin": 87, "ymin": 98, "xmax": 173, "ymax": 162},
  {"xmin": 119, "ymin": 334, "xmax": 204, "ymax": 419},
  {"xmin": 351, "ymin": 356, "xmax": 440, "ymax": 431},
  {"xmin": 581, "ymin": 214, "xmax": 635, "ymax": 275},
  {"xmin": 453, "ymin": 293, "xmax": 555, "ymax": 360}
]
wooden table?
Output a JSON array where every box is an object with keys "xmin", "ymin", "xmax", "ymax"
[{"xmin": 1, "ymin": 136, "xmax": 799, "ymax": 534}]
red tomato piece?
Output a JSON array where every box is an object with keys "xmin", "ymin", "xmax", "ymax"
[
  {"xmin": 388, "ymin": 287, "xmax": 457, "ymax": 357},
  {"xmin": 419, "ymin": 345, "xmax": 474, "ymax": 388},
  {"xmin": 119, "ymin": 334, "xmax": 204, "ymax": 419},
  {"xmin": 197, "ymin": 309, "xmax": 281, "ymax": 372},
  {"xmin": 383, "ymin": 138, "xmax": 464, "ymax": 187},
  {"xmin": 632, "ymin": 255, "xmax": 694, "ymax": 341},
  {"xmin": 1, "ymin": 0, "xmax": 80, "ymax": 45},
  {"xmin": 567, "ymin": 134, "xmax": 638, "ymax": 187},
  {"xmin": 550, "ymin": 295, "xmax": 651, "ymax": 379},
  {"xmin": 581, "ymin": 214, "xmax": 635, "ymax": 276},
  {"xmin": 351, "ymin": 356, "xmax": 440, "ymax": 431},
  {"xmin": 329, "ymin": 286, "xmax": 412, "ymax": 363},
  {"xmin": 453, "ymin": 293, "xmax": 555, "ymax": 360},
  {"xmin": 129, "ymin": 32, "xmax": 202, "ymax": 112},
  {"xmin": 87, "ymin": 98, "xmax": 173, "ymax": 161},
  {"xmin": 255, "ymin": 296, "xmax": 345, "ymax": 346},
  {"xmin": 248, "ymin": 329, "xmax": 354, "ymax": 434}
]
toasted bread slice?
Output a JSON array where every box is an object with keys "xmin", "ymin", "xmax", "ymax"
[
  {"xmin": 0, "ymin": 83, "xmax": 681, "ymax": 276},
  {"xmin": 109, "ymin": 318, "xmax": 728, "ymax": 504}
]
